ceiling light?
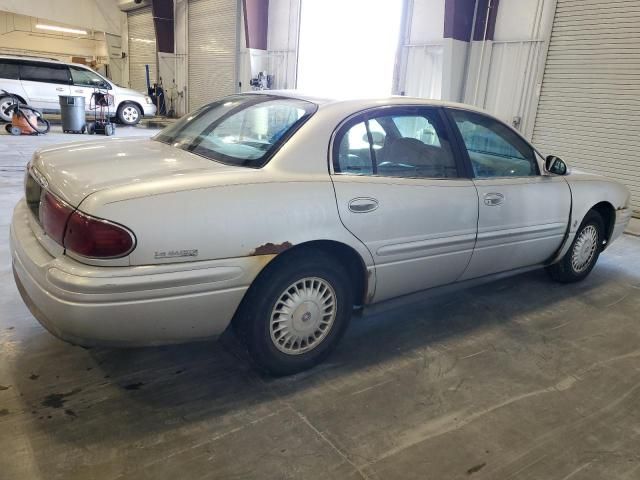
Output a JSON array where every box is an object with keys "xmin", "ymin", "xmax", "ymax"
[{"xmin": 35, "ymin": 24, "xmax": 87, "ymax": 35}]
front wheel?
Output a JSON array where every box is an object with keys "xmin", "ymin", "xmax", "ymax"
[
  {"xmin": 235, "ymin": 249, "xmax": 353, "ymax": 376},
  {"xmin": 546, "ymin": 210, "xmax": 605, "ymax": 283},
  {"xmin": 117, "ymin": 103, "xmax": 141, "ymax": 125}
]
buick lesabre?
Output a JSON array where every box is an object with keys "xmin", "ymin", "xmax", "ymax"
[{"xmin": 10, "ymin": 92, "xmax": 632, "ymax": 374}]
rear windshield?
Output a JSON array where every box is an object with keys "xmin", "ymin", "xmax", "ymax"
[{"xmin": 154, "ymin": 94, "xmax": 317, "ymax": 167}]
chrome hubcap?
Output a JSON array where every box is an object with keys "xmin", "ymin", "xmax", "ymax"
[
  {"xmin": 571, "ymin": 225, "xmax": 598, "ymax": 273},
  {"xmin": 270, "ymin": 277, "xmax": 337, "ymax": 355},
  {"xmin": 122, "ymin": 106, "xmax": 139, "ymax": 123},
  {"xmin": 1, "ymin": 100, "xmax": 14, "ymax": 120}
]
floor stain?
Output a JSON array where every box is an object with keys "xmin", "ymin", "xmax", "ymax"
[
  {"xmin": 0, "ymin": 385, "xmax": 9, "ymax": 391},
  {"xmin": 0, "ymin": 408, "xmax": 9, "ymax": 416},
  {"xmin": 29, "ymin": 373, "xmax": 39, "ymax": 380},
  {"xmin": 467, "ymin": 463, "xmax": 486, "ymax": 475},
  {"xmin": 124, "ymin": 382, "xmax": 144, "ymax": 390},
  {"xmin": 64, "ymin": 409, "xmax": 77, "ymax": 417},
  {"xmin": 41, "ymin": 389, "xmax": 81, "ymax": 409}
]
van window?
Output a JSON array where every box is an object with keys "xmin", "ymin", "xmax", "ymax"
[
  {"xmin": 0, "ymin": 61, "xmax": 19, "ymax": 80},
  {"xmin": 20, "ymin": 63, "xmax": 70, "ymax": 84},
  {"xmin": 70, "ymin": 66, "xmax": 109, "ymax": 88}
]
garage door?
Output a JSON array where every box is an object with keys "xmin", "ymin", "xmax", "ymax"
[
  {"xmin": 532, "ymin": 0, "xmax": 640, "ymax": 213},
  {"xmin": 188, "ymin": 0, "xmax": 238, "ymax": 112},
  {"xmin": 128, "ymin": 6, "xmax": 157, "ymax": 93}
]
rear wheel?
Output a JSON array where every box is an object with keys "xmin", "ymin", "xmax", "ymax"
[
  {"xmin": 117, "ymin": 103, "xmax": 141, "ymax": 125},
  {"xmin": 0, "ymin": 96, "xmax": 15, "ymax": 122},
  {"xmin": 236, "ymin": 249, "xmax": 353, "ymax": 376},
  {"xmin": 546, "ymin": 210, "xmax": 605, "ymax": 283}
]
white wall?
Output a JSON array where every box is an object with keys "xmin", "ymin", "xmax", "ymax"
[
  {"xmin": 408, "ymin": 0, "xmax": 445, "ymax": 43},
  {"xmin": 266, "ymin": 0, "xmax": 299, "ymax": 89},
  {"xmin": 464, "ymin": 0, "xmax": 557, "ymax": 138},
  {"xmin": 0, "ymin": 0, "xmax": 121, "ymax": 35},
  {"xmin": 398, "ymin": 0, "xmax": 446, "ymax": 98}
]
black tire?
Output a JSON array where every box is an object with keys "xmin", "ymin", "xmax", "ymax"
[
  {"xmin": 235, "ymin": 249, "xmax": 354, "ymax": 376},
  {"xmin": 117, "ymin": 103, "xmax": 142, "ymax": 125},
  {"xmin": 87, "ymin": 122, "xmax": 96, "ymax": 135},
  {"xmin": 546, "ymin": 210, "xmax": 605, "ymax": 283}
]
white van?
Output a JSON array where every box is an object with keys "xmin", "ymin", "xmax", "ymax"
[{"xmin": 0, "ymin": 55, "xmax": 156, "ymax": 125}]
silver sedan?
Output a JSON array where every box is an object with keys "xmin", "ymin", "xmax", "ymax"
[{"xmin": 10, "ymin": 92, "xmax": 632, "ymax": 375}]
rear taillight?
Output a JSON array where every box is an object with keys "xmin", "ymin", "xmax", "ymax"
[
  {"xmin": 64, "ymin": 211, "xmax": 135, "ymax": 259},
  {"xmin": 38, "ymin": 190, "xmax": 135, "ymax": 258},
  {"xmin": 39, "ymin": 191, "xmax": 74, "ymax": 245}
]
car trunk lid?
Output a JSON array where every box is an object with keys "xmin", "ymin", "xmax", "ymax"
[{"xmin": 30, "ymin": 137, "xmax": 247, "ymax": 207}]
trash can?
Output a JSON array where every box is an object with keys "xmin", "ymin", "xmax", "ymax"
[{"xmin": 59, "ymin": 95, "xmax": 86, "ymax": 134}]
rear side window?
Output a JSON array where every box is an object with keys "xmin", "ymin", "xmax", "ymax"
[
  {"xmin": 0, "ymin": 61, "xmax": 19, "ymax": 80},
  {"xmin": 334, "ymin": 108, "xmax": 458, "ymax": 179},
  {"xmin": 20, "ymin": 63, "xmax": 70, "ymax": 84}
]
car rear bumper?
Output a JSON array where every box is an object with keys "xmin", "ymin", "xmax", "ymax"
[{"xmin": 10, "ymin": 199, "xmax": 271, "ymax": 347}]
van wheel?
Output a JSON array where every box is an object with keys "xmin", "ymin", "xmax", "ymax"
[
  {"xmin": 117, "ymin": 103, "xmax": 141, "ymax": 125},
  {"xmin": 0, "ymin": 96, "xmax": 15, "ymax": 122},
  {"xmin": 546, "ymin": 210, "xmax": 605, "ymax": 283},
  {"xmin": 236, "ymin": 249, "xmax": 353, "ymax": 376}
]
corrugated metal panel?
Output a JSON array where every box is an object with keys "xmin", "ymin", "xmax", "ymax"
[
  {"xmin": 533, "ymin": 0, "xmax": 640, "ymax": 212},
  {"xmin": 188, "ymin": 0, "xmax": 238, "ymax": 112},
  {"xmin": 128, "ymin": 6, "xmax": 157, "ymax": 92}
]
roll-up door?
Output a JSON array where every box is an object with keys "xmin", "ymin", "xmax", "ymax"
[
  {"xmin": 128, "ymin": 6, "xmax": 157, "ymax": 93},
  {"xmin": 532, "ymin": 0, "xmax": 640, "ymax": 213},
  {"xmin": 188, "ymin": 0, "xmax": 238, "ymax": 112}
]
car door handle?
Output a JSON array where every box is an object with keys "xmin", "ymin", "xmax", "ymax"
[
  {"xmin": 56, "ymin": 87, "xmax": 65, "ymax": 91},
  {"xmin": 484, "ymin": 193, "xmax": 504, "ymax": 206},
  {"xmin": 74, "ymin": 89, "xmax": 84, "ymax": 93},
  {"xmin": 348, "ymin": 197, "xmax": 379, "ymax": 213}
]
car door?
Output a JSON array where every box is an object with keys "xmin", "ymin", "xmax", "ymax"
[
  {"xmin": 330, "ymin": 106, "xmax": 479, "ymax": 303},
  {"xmin": 69, "ymin": 66, "xmax": 111, "ymax": 112},
  {"xmin": 446, "ymin": 108, "xmax": 571, "ymax": 280},
  {"xmin": 19, "ymin": 62, "xmax": 71, "ymax": 111}
]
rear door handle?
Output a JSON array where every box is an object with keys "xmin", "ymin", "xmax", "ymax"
[
  {"xmin": 348, "ymin": 197, "xmax": 379, "ymax": 213},
  {"xmin": 56, "ymin": 87, "xmax": 65, "ymax": 92},
  {"xmin": 484, "ymin": 192, "xmax": 504, "ymax": 206}
]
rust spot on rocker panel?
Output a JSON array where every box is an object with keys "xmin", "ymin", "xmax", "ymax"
[
  {"xmin": 251, "ymin": 241, "xmax": 293, "ymax": 256},
  {"xmin": 365, "ymin": 268, "xmax": 375, "ymax": 304}
]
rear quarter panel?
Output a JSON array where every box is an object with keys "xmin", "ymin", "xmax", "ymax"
[{"xmin": 78, "ymin": 173, "xmax": 374, "ymax": 270}]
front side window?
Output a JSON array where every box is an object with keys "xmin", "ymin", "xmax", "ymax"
[
  {"xmin": 450, "ymin": 109, "xmax": 538, "ymax": 178},
  {"xmin": 154, "ymin": 95, "xmax": 316, "ymax": 167},
  {"xmin": 19, "ymin": 63, "xmax": 70, "ymax": 84},
  {"xmin": 70, "ymin": 66, "xmax": 109, "ymax": 88},
  {"xmin": 335, "ymin": 108, "xmax": 458, "ymax": 179}
]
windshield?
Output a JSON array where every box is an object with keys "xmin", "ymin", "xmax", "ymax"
[{"xmin": 154, "ymin": 94, "xmax": 317, "ymax": 167}]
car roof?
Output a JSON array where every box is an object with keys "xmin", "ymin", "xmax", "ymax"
[
  {"xmin": 247, "ymin": 89, "xmax": 487, "ymax": 114},
  {"xmin": 0, "ymin": 54, "xmax": 92, "ymax": 70}
]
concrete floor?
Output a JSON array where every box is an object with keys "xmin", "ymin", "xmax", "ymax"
[{"xmin": 2, "ymin": 126, "xmax": 640, "ymax": 479}]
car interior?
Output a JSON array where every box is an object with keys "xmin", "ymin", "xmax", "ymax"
[{"xmin": 337, "ymin": 114, "xmax": 458, "ymax": 178}]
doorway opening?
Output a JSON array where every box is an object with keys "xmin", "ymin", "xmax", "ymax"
[{"xmin": 296, "ymin": 0, "xmax": 404, "ymax": 98}]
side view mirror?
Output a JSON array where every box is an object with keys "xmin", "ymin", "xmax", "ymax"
[{"xmin": 545, "ymin": 155, "xmax": 568, "ymax": 175}]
